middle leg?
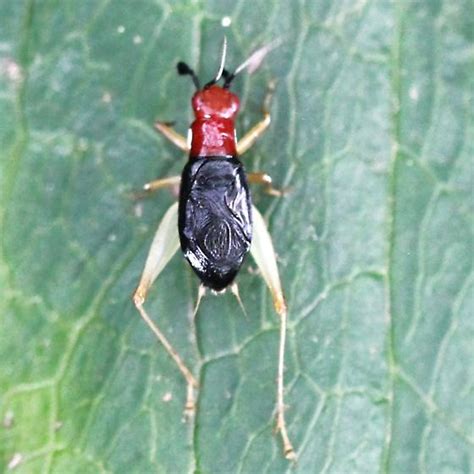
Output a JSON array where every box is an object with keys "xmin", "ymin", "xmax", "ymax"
[
  {"xmin": 143, "ymin": 175, "xmax": 181, "ymax": 193},
  {"xmin": 132, "ymin": 175, "xmax": 181, "ymax": 200},
  {"xmin": 247, "ymin": 172, "xmax": 288, "ymax": 197}
]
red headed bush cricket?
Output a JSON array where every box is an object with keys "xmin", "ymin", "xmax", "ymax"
[{"xmin": 132, "ymin": 38, "xmax": 295, "ymax": 460}]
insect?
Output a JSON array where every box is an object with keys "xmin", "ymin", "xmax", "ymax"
[{"xmin": 132, "ymin": 39, "xmax": 295, "ymax": 460}]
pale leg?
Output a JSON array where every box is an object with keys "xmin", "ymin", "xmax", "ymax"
[
  {"xmin": 133, "ymin": 203, "xmax": 198, "ymax": 415},
  {"xmin": 143, "ymin": 175, "xmax": 181, "ymax": 192},
  {"xmin": 237, "ymin": 81, "xmax": 275, "ymax": 156},
  {"xmin": 154, "ymin": 121, "xmax": 189, "ymax": 153},
  {"xmin": 250, "ymin": 205, "xmax": 296, "ymax": 460},
  {"xmin": 247, "ymin": 172, "xmax": 288, "ymax": 197}
]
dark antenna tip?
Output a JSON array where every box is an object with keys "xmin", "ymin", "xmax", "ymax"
[
  {"xmin": 176, "ymin": 61, "xmax": 200, "ymax": 90},
  {"xmin": 177, "ymin": 61, "xmax": 192, "ymax": 75}
]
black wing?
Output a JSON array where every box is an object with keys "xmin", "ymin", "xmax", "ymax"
[{"xmin": 178, "ymin": 156, "xmax": 252, "ymax": 291}]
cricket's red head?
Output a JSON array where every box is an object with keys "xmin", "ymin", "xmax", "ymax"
[
  {"xmin": 190, "ymin": 85, "xmax": 239, "ymax": 156},
  {"xmin": 177, "ymin": 38, "xmax": 273, "ymax": 156},
  {"xmin": 192, "ymin": 85, "xmax": 240, "ymax": 120}
]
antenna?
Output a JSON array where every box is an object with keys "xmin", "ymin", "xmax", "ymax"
[
  {"xmin": 224, "ymin": 38, "xmax": 281, "ymax": 88},
  {"xmin": 204, "ymin": 36, "xmax": 228, "ymax": 87},
  {"xmin": 177, "ymin": 61, "xmax": 200, "ymax": 90}
]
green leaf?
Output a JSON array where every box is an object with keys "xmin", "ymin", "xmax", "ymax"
[{"xmin": 1, "ymin": 1, "xmax": 472, "ymax": 472}]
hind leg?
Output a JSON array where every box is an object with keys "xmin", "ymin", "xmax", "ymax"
[
  {"xmin": 133, "ymin": 202, "xmax": 198, "ymax": 416},
  {"xmin": 250, "ymin": 205, "xmax": 296, "ymax": 460}
]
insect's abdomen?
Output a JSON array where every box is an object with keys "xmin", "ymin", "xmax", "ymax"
[{"xmin": 178, "ymin": 157, "xmax": 252, "ymax": 291}]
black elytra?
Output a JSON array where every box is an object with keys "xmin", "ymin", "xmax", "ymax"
[{"xmin": 178, "ymin": 156, "xmax": 252, "ymax": 291}]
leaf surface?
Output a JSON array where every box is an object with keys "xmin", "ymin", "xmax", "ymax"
[{"xmin": 1, "ymin": 1, "xmax": 472, "ymax": 472}]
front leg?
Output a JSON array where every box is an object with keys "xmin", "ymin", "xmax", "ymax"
[
  {"xmin": 154, "ymin": 121, "xmax": 189, "ymax": 153},
  {"xmin": 237, "ymin": 81, "xmax": 275, "ymax": 156}
]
